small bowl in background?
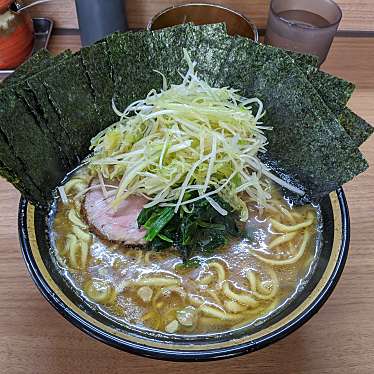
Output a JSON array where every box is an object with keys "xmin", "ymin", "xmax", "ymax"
[
  {"xmin": 0, "ymin": 0, "xmax": 12, "ymax": 13},
  {"xmin": 147, "ymin": 2, "xmax": 259, "ymax": 42},
  {"xmin": 0, "ymin": 9, "xmax": 33, "ymax": 69}
]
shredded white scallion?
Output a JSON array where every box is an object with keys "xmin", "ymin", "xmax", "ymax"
[
  {"xmin": 58, "ymin": 186, "xmax": 68, "ymax": 205},
  {"xmin": 89, "ymin": 49, "xmax": 304, "ymax": 220}
]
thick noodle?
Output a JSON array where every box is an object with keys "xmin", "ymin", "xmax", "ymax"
[{"xmin": 51, "ymin": 166, "xmax": 320, "ymax": 335}]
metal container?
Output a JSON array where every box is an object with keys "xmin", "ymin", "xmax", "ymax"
[
  {"xmin": 147, "ymin": 3, "xmax": 258, "ymax": 42},
  {"xmin": 75, "ymin": 0, "xmax": 128, "ymax": 46}
]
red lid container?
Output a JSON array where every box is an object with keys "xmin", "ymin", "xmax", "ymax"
[
  {"xmin": 0, "ymin": 10, "xmax": 34, "ymax": 69},
  {"xmin": 0, "ymin": 0, "xmax": 12, "ymax": 13}
]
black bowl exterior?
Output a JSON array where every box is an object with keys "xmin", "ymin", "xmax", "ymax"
[{"xmin": 18, "ymin": 189, "xmax": 350, "ymax": 361}]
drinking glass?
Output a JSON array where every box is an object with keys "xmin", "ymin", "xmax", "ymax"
[{"xmin": 265, "ymin": 0, "xmax": 342, "ymax": 64}]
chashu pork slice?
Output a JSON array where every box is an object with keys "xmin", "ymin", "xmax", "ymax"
[{"xmin": 82, "ymin": 186, "xmax": 148, "ymax": 246}]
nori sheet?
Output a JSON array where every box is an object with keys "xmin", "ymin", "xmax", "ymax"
[
  {"xmin": 285, "ymin": 50, "xmax": 319, "ymax": 70},
  {"xmin": 106, "ymin": 31, "xmax": 143, "ymax": 112},
  {"xmin": 0, "ymin": 87, "xmax": 68, "ymax": 204},
  {"xmin": 41, "ymin": 54, "xmax": 101, "ymax": 159},
  {"xmin": 80, "ymin": 42, "xmax": 117, "ymax": 126},
  {"xmin": 109, "ymin": 24, "xmax": 233, "ymax": 112},
  {"xmin": 0, "ymin": 159, "xmax": 20, "ymax": 187},
  {"xmin": 283, "ymin": 48, "xmax": 372, "ymax": 145},
  {"xmin": 109, "ymin": 26, "xmax": 369, "ymax": 199},
  {"xmin": 108, "ymin": 25, "xmax": 196, "ymax": 112},
  {"xmin": 150, "ymin": 23, "xmax": 193, "ymax": 84},
  {"xmin": 220, "ymin": 36, "xmax": 367, "ymax": 146},
  {"xmin": 244, "ymin": 41, "xmax": 355, "ymax": 115},
  {"xmin": 105, "ymin": 31, "xmax": 133, "ymax": 82},
  {"xmin": 221, "ymin": 36, "xmax": 368, "ymax": 199},
  {"xmin": 285, "ymin": 50, "xmax": 371, "ymax": 144},
  {"xmin": 0, "ymin": 132, "xmax": 44, "ymax": 202},
  {"xmin": 111, "ymin": 27, "xmax": 369, "ymax": 199},
  {"xmin": 0, "ymin": 50, "xmax": 77, "ymax": 169},
  {"xmin": 0, "ymin": 50, "xmax": 76, "ymax": 203},
  {"xmin": 2, "ymin": 49, "xmax": 53, "ymax": 86},
  {"xmin": 108, "ymin": 24, "xmax": 207, "ymax": 111},
  {"xmin": 25, "ymin": 51, "xmax": 78, "ymax": 168},
  {"xmin": 109, "ymin": 31, "xmax": 161, "ymax": 112},
  {"xmin": 18, "ymin": 87, "xmax": 73, "ymax": 170},
  {"xmin": 277, "ymin": 48, "xmax": 355, "ymax": 114},
  {"xmin": 338, "ymin": 108, "xmax": 374, "ymax": 147},
  {"xmin": 309, "ymin": 70, "xmax": 355, "ymax": 114},
  {"xmin": 188, "ymin": 24, "xmax": 236, "ymax": 87}
]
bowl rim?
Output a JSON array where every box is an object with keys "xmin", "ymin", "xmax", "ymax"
[
  {"xmin": 18, "ymin": 188, "xmax": 350, "ymax": 361},
  {"xmin": 146, "ymin": 2, "xmax": 259, "ymax": 43}
]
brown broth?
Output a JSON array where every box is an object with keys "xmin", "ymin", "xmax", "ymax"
[{"xmin": 50, "ymin": 167, "xmax": 322, "ymax": 335}]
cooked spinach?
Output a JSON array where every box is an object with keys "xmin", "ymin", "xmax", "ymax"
[
  {"xmin": 175, "ymin": 258, "xmax": 201, "ymax": 271},
  {"xmin": 137, "ymin": 194, "xmax": 241, "ymax": 261},
  {"xmin": 141, "ymin": 206, "xmax": 175, "ymax": 241}
]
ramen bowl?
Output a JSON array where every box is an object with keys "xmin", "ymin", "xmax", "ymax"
[{"xmin": 18, "ymin": 188, "xmax": 349, "ymax": 361}]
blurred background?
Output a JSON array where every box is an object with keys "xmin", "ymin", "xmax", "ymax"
[{"xmin": 24, "ymin": 0, "xmax": 374, "ymax": 32}]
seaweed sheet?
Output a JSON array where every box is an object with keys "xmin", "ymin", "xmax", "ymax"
[
  {"xmin": 0, "ymin": 51, "xmax": 76, "ymax": 201},
  {"xmin": 107, "ymin": 31, "xmax": 148, "ymax": 112},
  {"xmin": 244, "ymin": 42, "xmax": 355, "ymax": 116},
  {"xmin": 188, "ymin": 24, "xmax": 236, "ymax": 87},
  {"xmin": 108, "ymin": 26, "xmax": 368, "ymax": 199},
  {"xmin": 108, "ymin": 25, "xmax": 191, "ymax": 112},
  {"xmin": 0, "ymin": 87, "xmax": 67, "ymax": 204},
  {"xmin": 283, "ymin": 49, "xmax": 371, "ymax": 145},
  {"xmin": 310, "ymin": 70, "xmax": 355, "ymax": 114},
  {"xmin": 285, "ymin": 50, "xmax": 319, "ymax": 72},
  {"xmin": 80, "ymin": 42, "xmax": 117, "ymax": 126},
  {"xmin": 109, "ymin": 24, "xmax": 234, "ymax": 112},
  {"xmin": 1, "ymin": 50, "xmax": 76, "ymax": 168},
  {"xmin": 0, "ymin": 132, "xmax": 44, "ymax": 202},
  {"xmin": 284, "ymin": 49, "xmax": 354, "ymax": 113},
  {"xmin": 0, "ymin": 159, "xmax": 21, "ymax": 188},
  {"xmin": 25, "ymin": 51, "xmax": 78, "ymax": 167},
  {"xmin": 150, "ymin": 23, "xmax": 194, "ymax": 84},
  {"xmin": 226, "ymin": 37, "xmax": 370, "ymax": 146},
  {"xmin": 106, "ymin": 30, "xmax": 133, "ymax": 82},
  {"xmin": 338, "ymin": 108, "xmax": 374, "ymax": 147},
  {"xmin": 2, "ymin": 49, "xmax": 53, "ymax": 86},
  {"xmin": 40, "ymin": 54, "xmax": 101, "ymax": 159},
  {"xmin": 149, "ymin": 23, "xmax": 230, "ymax": 86},
  {"xmin": 221, "ymin": 37, "xmax": 368, "ymax": 199},
  {"xmin": 195, "ymin": 29, "xmax": 355, "ymax": 119}
]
